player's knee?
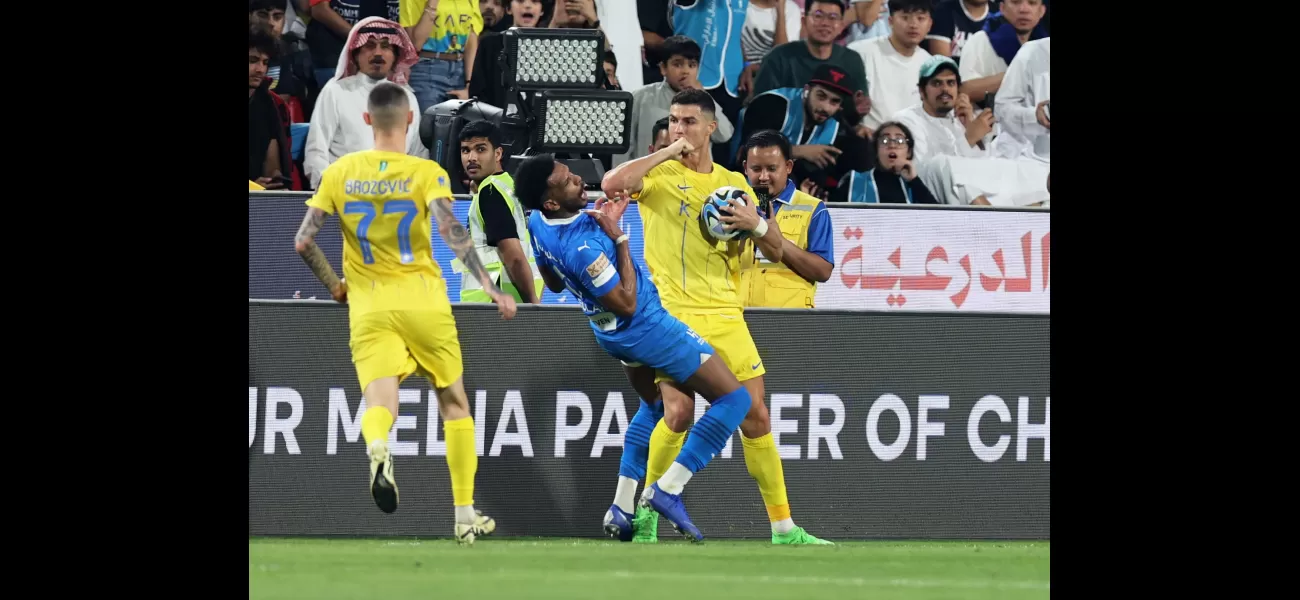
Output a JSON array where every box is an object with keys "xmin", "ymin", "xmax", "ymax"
[
  {"xmin": 435, "ymin": 378, "xmax": 472, "ymax": 420},
  {"xmin": 739, "ymin": 399, "xmax": 771, "ymax": 437},
  {"xmin": 662, "ymin": 402, "xmax": 692, "ymax": 432}
]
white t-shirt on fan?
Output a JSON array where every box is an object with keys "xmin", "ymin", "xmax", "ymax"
[{"xmin": 849, "ymin": 35, "xmax": 932, "ymax": 130}]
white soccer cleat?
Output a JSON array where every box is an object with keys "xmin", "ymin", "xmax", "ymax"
[
  {"xmin": 368, "ymin": 440, "xmax": 398, "ymax": 514},
  {"xmin": 456, "ymin": 510, "xmax": 496, "ymax": 545}
]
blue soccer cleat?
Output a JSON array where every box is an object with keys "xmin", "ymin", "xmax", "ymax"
[
  {"xmin": 603, "ymin": 505, "xmax": 635, "ymax": 542},
  {"xmin": 642, "ymin": 483, "xmax": 703, "ymax": 543}
]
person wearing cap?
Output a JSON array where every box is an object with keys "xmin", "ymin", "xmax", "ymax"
[
  {"xmin": 848, "ymin": 0, "xmax": 935, "ymax": 131},
  {"xmin": 304, "ymin": 17, "xmax": 429, "ymax": 189},
  {"xmin": 894, "ymin": 54, "xmax": 1048, "ymax": 206},
  {"xmin": 751, "ymin": 0, "xmax": 871, "ymax": 127},
  {"xmin": 894, "ymin": 55, "xmax": 992, "ymax": 161},
  {"xmin": 735, "ymin": 64, "xmax": 872, "ymax": 199}
]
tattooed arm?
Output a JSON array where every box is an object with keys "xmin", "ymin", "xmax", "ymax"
[
  {"xmin": 430, "ymin": 197, "xmax": 517, "ymax": 319},
  {"xmin": 294, "ymin": 207, "xmax": 348, "ymax": 303}
]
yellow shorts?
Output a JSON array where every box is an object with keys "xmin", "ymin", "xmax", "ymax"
[
  {"xmin": 655, "ymin": 310, "xmax": 765, "ymax": 385},
  {"xmin": 349, "ymin": 308, "xmax": 464, "ymax": 392}
]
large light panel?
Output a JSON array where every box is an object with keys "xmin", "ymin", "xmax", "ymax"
[
  {"xmin": 532, "ymin": 90, "xmax": 633, "ymax": 154},
  {"xmin": 503, "ymin": 28, "xmax": 605, "ymax": 91}
]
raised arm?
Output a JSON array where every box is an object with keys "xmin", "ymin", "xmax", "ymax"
[
  {"xmin": 581, "ymin": 197, "xmax": 638, "ymax": 318},
  {"xmin": 602, "ymin": 137, "xmax": 691, "ymax": 196},
  {"xmin": 430, "ymin": 197, "xmax": 517, "ymax": 318}
]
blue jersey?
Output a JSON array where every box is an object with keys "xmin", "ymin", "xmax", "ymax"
[
  {"xmin": 528, "ymin": 209, "xmax": 717, "ymax": 385},
  {"xmin": 527, "ymin": 211, "xmax": 666, "ymax": 337}
]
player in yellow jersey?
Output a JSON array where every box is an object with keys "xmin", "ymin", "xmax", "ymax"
[
  {"xmin": 601, "ymin": 89, "xmax": 832, "ymax": 545},
  {"xmin": 294, "ymin": 82, "xmax": 515, "ymax": 545}
]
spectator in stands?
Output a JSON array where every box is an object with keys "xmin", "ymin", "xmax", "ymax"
[
  {"xmin": 895, "ymin": 56, "xmax": 1046, "ymax": 206},
  {"xmin": 304, "ymin": 17, "xmax": 427, "ymax": 189},
  {"xmin": 669, "ymin": 1, "xmax": 749, "ymax": 166},
  {"xmin": 468, "ymin": 0, "xmax": 545, "ymax": 110},
  {"xmin": 751, "ymin": 1, "xmax": 870, "ymax": 130},
  {"xmin": 459, "ymin": 120, "xmax": 543, "ymax": 304},
  {"xmin": 738, "ymin": 130, "xmax": 835, "ymax": 309},
  {"xmin": 850, "ymin": 0, "xmax": 934, "ymax": 132},
  {"xmin": 617, "ymin": 36, "xmax": 735, "ymax": 163},
  {"xmin": 893, "ymin": 56, "xmax": 992, "ymax": 161},
  {"xmin": 638, "ymin": 0, "xmax": 674, "ymax": 86},
  {"xmin": 604, "ymin": 52, "xmax": 621, "ymax": 90},
  {"xmin": 306, "ymin": 1, "xmax": 402, "ymax": 88},
  {"xmin": 833, "ymin": 121, "xmax": 939, "ymax": 203},
  {"xmin": 739, "ymin": 64, "xmax": 871, "ymax": 199},
  {"xmin": 649, "ymin": 116, "xmax": 672, "ymax": 154},
  {"xmin": 738, "ymin": 1, "xmax": 802, "ymax": 99},
  {"xmin": 925, "ymin": 0, "xmax": 993, "ymax": 60},
  {"xmin": 250, "ymin": 0, "xmax": 317, "ymax": 119},
  {"xmin": 250, "ymin": 26, "xmax": 290, "ymax": 190},
  {"xmin": 402, "ymin": 0, "xmax": 482, "ymax": 114},
  {"xmin": 550, "ymin": 0, "xmax": 598, "ymax": 28},
  {"xmin": 842, "ymin": 0, "xmax": 890, "ymax": 43},
  {"xmin": 482, "ymin": 0, "xmax": 512, "ymax": 32},
  {"xmin": 958, "ymin": 0, "xmax": 1046, "ymax": 106},
  {"xmin": 992, "ymin": 35, "xmax": 1048, "ymax": 163}
]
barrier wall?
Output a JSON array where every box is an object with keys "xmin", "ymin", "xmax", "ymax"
[
  {"xmin": 250, "ymin": 192, "xmax": 1049, "ymax": 314},
  {"xmin": 248, "ymin": 302, "xmax": 1050, "ymax": 539}
]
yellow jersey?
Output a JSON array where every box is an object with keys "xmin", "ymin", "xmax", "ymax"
[
  {"xmin": 306, "ymin": 150, "xmax": 455, "ymax": 315},
  {"xmin": 636, "ymin": 160, "xmax": 759, "ymax": 313}
]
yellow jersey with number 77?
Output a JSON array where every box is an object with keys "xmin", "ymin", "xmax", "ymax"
[{"xmin": 306, "ymin": 150, "xmax": 454, "ymax": 315}]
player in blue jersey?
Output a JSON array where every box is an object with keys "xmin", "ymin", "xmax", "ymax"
[{"xmin": 515, "ymin": 153, "xmax": 754, "ymax": 543}]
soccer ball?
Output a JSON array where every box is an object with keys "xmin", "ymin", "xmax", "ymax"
[{"xmin": 700, "ymin": 186, "xmax": 750, "ymax": 242}]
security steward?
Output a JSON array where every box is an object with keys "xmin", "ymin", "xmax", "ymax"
[
  {"xmin": 737, "ymin": 129, "xmax": 835, "ymax": 308},
  {"xmin": 455, "ymin": 120, "xmax": 543, "ymax": 303}
]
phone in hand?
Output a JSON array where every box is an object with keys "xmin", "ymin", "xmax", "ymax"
[{"xmin": 985, "ymin": 91, "xmax": 996, "ymax": 108}]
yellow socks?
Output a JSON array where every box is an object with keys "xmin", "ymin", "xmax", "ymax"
[
  {"xmin": 646, "ymin": 419, "xmax": 686, "ymax": 487},
  {"xmin": 361, "ymin": 406, "xmax": 395, "ymax": 446},
  {"xmin": 444, "ymin": 417, "xmax": 478, "ymax": 507},
  {"xmin": 741, "ymin": 433, "xmax": 791, "ymax": 523}
]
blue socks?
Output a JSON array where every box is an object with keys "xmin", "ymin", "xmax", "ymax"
[
  {"xmin": 676, "ymin": 386, "xmax": 751, "ymax": 473},
  {"xmin": 619, "ymin": 399, "xmax": 663, "ymax": 480}
]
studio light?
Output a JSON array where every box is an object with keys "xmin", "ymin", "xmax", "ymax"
[
  {"xmin": 532, "ymin": 90, "xmax": 633, "ymax": 155},
  {"xmin": 503, "ymin": 28, "xmax": 606, "ymax": 91}
]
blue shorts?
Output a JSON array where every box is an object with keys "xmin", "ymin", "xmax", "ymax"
[{"xmin": 596, "ymin": 311, "xmax": 715, "ymax": 385}]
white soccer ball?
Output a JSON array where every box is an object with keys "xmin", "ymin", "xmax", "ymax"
[{"xmin": 700, "ymin": 186, "xmax": 749, "ymax": 242}]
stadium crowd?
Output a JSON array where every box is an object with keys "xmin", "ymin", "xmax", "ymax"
[{"xmin": 249, "ymin": 0, "xmax": 1049, "ymax": 206}]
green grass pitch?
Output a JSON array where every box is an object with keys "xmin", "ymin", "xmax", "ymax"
[{"xmin": 249, "ymin": 537, "xmax": 1049, "ymax": 600}]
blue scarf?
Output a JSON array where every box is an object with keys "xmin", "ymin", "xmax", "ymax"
[{"xmin": 985, "ymin": 12, "xmax": 1048, "ymax": 66}]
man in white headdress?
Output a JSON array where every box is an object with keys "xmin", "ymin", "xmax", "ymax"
[{"xmin": 304, "ymin": 16, "xmax": 428, "ymax": 189}]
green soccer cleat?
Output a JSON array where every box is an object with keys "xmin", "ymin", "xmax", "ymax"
[
  {"xmin": 631, "ymin": 505, "xmax": 659, "ymax": 543},
  {"xmin": 772, "ymin": 526, "xmax": 834, "ymax": 545}
]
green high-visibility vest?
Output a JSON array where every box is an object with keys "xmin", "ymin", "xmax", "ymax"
[{"xmin": 455, "ymin": 172, "xmax": 541, "ymax": 301}]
